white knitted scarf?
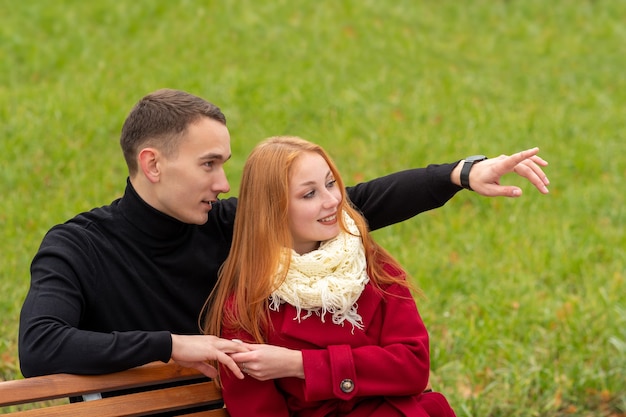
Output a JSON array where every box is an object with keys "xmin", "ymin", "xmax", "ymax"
[{"xmin": 269, "ymin": 211, "xmax": 369, "ymax": 330}]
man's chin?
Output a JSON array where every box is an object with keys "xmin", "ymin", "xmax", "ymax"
[{"xmin": 188, "ymin": 210, "xmax": 211, "ymax": 226}]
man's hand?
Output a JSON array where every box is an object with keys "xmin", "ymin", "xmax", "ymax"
[
  {"xmin": 451, "ymin": 147, "xmax": 549, "ymax": 197},
  {"xmin": 229, "ymin": 343, "xmax": 304, "ymax": 381},
  {"xmin": 170, "ymin": 334, "xmax": 249, "ymax": 379}
]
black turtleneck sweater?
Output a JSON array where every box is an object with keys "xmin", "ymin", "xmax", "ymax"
[{"xmin": 19, "ymin": 164, "xmax": 460, "ymax": 377}]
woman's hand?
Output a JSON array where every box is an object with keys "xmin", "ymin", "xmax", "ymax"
[{"xmin": 230, "ymin": 342, "xmax": 305, "ymax": 381}]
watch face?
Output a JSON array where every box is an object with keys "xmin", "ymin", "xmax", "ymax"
[{"xmin": 466, "ymin": 155, "xmax": 487, "ymax": 163}]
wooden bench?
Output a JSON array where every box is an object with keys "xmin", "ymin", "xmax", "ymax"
[{"xmin": 0, "ymin": 361, "xmax": 228, "ymax": 416}]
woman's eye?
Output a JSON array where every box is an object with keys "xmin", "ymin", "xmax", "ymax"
[
  {"xmin": 326, "ymin": 180, "xmax": 337, "ymax": 188},
  {"xmin": 303, "ymin": 190, "xmax": 315, "ymax": 199}
]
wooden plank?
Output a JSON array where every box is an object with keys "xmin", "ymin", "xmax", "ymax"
[
  {"xmin": 0, "ymin": 362, "xmax": 204, "ymax": 406},
  {"xmin": 4, "ymin": 381, "xmax": 223, "ymax": 417},
  {"xmin": 180, "ymin": 409, "xmax": 230, "ymax": 417}
]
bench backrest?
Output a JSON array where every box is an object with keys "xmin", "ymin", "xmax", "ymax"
[{"xmin": 0, "ymin": 361, "xmax": 228, "ymax": 416}]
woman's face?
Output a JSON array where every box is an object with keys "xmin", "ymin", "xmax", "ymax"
[{"xmin": 287, "ymin": 152, "xmax": 342, "ymax": 254}]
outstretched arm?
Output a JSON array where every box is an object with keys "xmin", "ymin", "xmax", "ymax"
[
  {"xmin": 346, "ymin": 148, "xmax": 549, "ymax": 231},
  {"xmin": 451, "ymin": 147, "xmax": 549, "ymax": 197},
  {"xmin": 347, "ymin": 163, "xmax": 461, "ymax": 231}
]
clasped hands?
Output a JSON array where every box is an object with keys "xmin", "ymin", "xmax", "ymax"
[{"xmin": 170, "ymin": 335, "xmax": 303, "ymax": 380}]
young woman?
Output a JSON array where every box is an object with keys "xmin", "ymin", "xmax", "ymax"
[{"xmin": 203, "ymin": 136, "xmax": 456, "ymax": 416}]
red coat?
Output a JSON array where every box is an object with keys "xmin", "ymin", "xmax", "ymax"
[{"xmin": 221, "ymin": 267, "xmax": 456, "ymax": 417}]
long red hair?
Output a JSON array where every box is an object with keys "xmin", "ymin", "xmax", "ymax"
[{"xmin": 202, "ymin": 136, "xmax": 413, "ymax": 342}]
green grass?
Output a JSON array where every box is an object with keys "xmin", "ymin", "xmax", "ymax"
[{"xmin": 1, "ymin": 0, "xmax": 624, "ymax": 415}]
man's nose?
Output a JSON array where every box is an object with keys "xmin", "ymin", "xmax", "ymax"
[{"xmin": 214, "ymin": 169, "xmax": 230, "ymax": 194}]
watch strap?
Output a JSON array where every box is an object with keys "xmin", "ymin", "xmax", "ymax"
[
  {"xmin": 460, "ymin": 160, "xmax": 473, "ymax": 190},
  {"xmin": 460, "ymin": 155, "xmax": 487, "ymax": 191}
]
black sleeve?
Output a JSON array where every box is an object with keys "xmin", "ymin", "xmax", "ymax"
[
  {"xmin": 346, "ymin": 163, "xmax": 462, "ymax": 231},
  {"xmin": 18, "ymin": 228, "xmax": 172, "ymax": 377}
]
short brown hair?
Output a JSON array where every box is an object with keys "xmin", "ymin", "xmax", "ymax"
[{"xmin": 120, "ymin": 89, "xmax": 226, "ymax": 175}]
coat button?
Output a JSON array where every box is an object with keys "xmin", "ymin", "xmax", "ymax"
[{"xmin": 340, "ymin": 379, "xmax": 354, "ymax": 393}]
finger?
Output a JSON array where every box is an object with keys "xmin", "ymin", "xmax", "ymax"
[
  {"xmin": 514, "ymin": 161, "xmax": 550, "ymax": 194},
  {"xmin": 174, "ymin": 360, "xmax": 219, "ymax": 379},
  {"xmin": 522, "ymin": 159, "xmax": 550, "ymax": 185},
  {"xmin": 193, "ymin": 361, "xmax": 219, "ymax": 379},
  {"xmin": 529, "ymin": 154, "xmax": 549, "ymax": 167},
  {"xmin": 238, "ymin": 342, "xmax": 268, "ymax": 351},
  {"xmin": 480, "ymin": 184, "xmax": 523, "ymax": 198},
  {"xmin": 492, "ymin": 147, "xmax": 541, "ymax": 176},
  {"xmin": 217, "ymin": 352, "xmax": 245, "ymax": 379},
  {"xmin": 217, "ymin": 339, "xmax": 251, "ymax": 353},
  {"xmin": 229, "ymin": 351, "xmax": 255, "ymax": 363}
]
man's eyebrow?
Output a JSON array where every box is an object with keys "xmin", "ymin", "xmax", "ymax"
[{"xmin": 200, "ymin": 153, "xmax": 232, "ymax": 161}]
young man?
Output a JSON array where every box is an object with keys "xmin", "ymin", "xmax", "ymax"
[{"xmin": 18, "ymin": 89, "xmax": 549, "ymax": 379}]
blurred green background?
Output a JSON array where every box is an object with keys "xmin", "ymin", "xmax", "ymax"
[{"xmin": 1, "ymin": 1, "xmax": 624, "ymax": 415}]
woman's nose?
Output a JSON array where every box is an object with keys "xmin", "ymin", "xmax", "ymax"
[{"xmin": 322, "ymin": 190, "xmax": 340, "ymax": 208}]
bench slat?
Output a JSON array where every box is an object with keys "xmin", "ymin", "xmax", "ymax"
[
  {"xmin": 0, "ymin": 362, "xmax": 203, "ymax": 406},
  {"xmin": 3, "ymin": 380, "xmax": 224, "ymax": 417},
  {"xmin": 172, "ymin": 410, "xmax": 229, "ymax": 417}
]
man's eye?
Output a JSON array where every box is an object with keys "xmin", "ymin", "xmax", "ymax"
[{"xmin": 204, "ymin": 161, "xmax": 214, "ymax": 169}]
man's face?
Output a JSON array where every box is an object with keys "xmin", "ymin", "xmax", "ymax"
[{"xmin": 154, "ymin": 117, "xmax": 231, "ymax": 225}]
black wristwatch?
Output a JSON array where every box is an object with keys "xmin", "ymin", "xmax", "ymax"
[{"xmin": 460, "ymin": 155, "xmax": 488, "ymax": 191}]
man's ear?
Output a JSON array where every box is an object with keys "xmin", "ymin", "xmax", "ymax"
[{"xmin": 138, "ymin": 148, "xmax": 161, "ymax": 183}]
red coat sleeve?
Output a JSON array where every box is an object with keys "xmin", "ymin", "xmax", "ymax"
[{"xmin": 301, "ymin": 283, "xmax": 430, "ymax": 402}]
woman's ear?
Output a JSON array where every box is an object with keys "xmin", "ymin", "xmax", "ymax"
[{"xmin": 138, "ymin": 148, "xmax": 161, "ymax": 183}]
